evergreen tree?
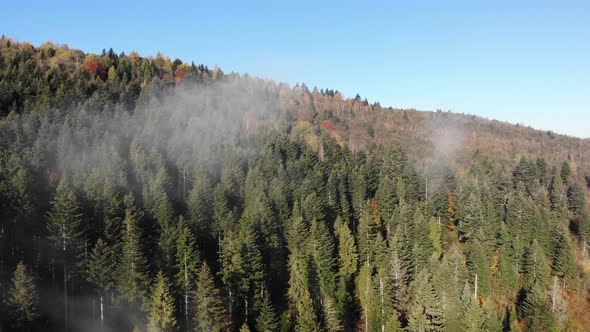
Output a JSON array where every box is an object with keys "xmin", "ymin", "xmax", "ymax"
[
  {"xmin": 567, "ymin": 182, "xmax": 586, "ymax": 216},
  {"xmin": 548, "ymin": 175, "xmax": 567, "ymax": 214},
  {"xmin": 175, "ymin": 217, "xmax": 201, "ymax": 329},
  {"xmin": 458, "ymin": 192, "xmax": 484, "ymax": 242},
  {"xmin": 118, "ymin": 194, "xmax": 149, "ymax": 308},
  {"xmin": 335, "ymin": 217, "xmax": 359, "ymax": 280},
  {"xmin": 518, "ymin": 286, "xmax": 558, "ymax": 331},
  {"xmin": 465, "ymin": 239, "xmax": 492, "ymax": 299},
  {"xmin": 255, "ymin": 295, "xmax": 279, "ymax": 332},
  {"xmin": 521, "ymin": 240, "xmax": 551, "ymax": 290},
  {"xmin": 194, "ymin": 261, "xmax": 227, "ymax": 332},
  {"xmin": 286, "ymin": 212, "xmax": 320, "ymax": 332},
  {"xmin": 433, "ymin": 249, "xmax": 467, "ymax": 332},
  {"xmin": 334, "ymin": 216, "xmax": 358, "ymax": 328},
  {"xmin": 46, "ymin": 179, "xmax": 85, "ymax": 330},
  {"xmin": 460, "ymin": 283, "xmax": 484, "ymax": 332},
  {"xmin": 549, "ymin": 227, "xmax": 577, "ymax": 279},
  {"xmin": 46, "ymin": 179, "xmax": 85, "ymax": 265},
  {"xmin": 407, "ymin": 269, "xmax": 444, "ymax": 332},
  {"xmin": 86, "ymin": 238, "xmax": 114, "ymax": 327},
  {"xmin": 376, "ymin": 174, "xmax": 396, "ymax": 226},
  {"xmin": 560, "ymin": 162, "xmax": 570, "ymax": 184},
  {"xmin": 147, "ymin": 271, "xmax": 177, "ymax": 332},
  {"xmin": 8, "ymin": 262, "xmax": 39, "ymax": 330},
  {"xmin": 388, "ymin": 228, "xmax": 410, "ymax": 318}
]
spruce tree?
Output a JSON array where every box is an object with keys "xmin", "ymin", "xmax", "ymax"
[
  {"xmin": 194, "ymin": 261, "xmax": 227, "ymax": 332},
  {"xmin": 567, "ymin": 182, "xmax": 586, "ymax": 216},
  {"xmin": 560, "ymin": 162, "xmax": 570, "ymax": 184},
  {"xmin": 175, "ymin": 217, "xmax": 200, "ymax": 329},
  {"xmin": 518, "ymin": 286, "xmax": 558, "ymax": 331},
  {"xmin": 255, "ymin": 295, "xmax": 279, "ymax": 332},
  {"xmin": 458, "ymin": 192, "xmax": 484, "ymax": 242},
  {"xmin": 8, "ymin": 262, "xmax": 39, "ymax": 330},
  {"xmin": 407, "ymin": 269, "xmax": 444, "ymax": 332},
  {"xmin": 335, "ymin": 217, "xmax": 359, "ymax": 280},
  {"xmin": 521, "ymin": 240, "xmax": 551, "ymax": 290},
  {"xmin": 147, "ymin": 271, "xmax": 177, "ymax": 332},
  {"xmin": 118, "ymin": 193, "xmax": 149, "ymax": 309},
  {"xmin": 550, "ymin": 227, "xmax": 578, "ymax": 279},
  {"xmin": 86, "ymin": 238, "xmax": 113, "ymax": 328},
  {"xmin": 46, "ymin": 179, "xmax": 85, "ymax": 330},
  {"xmin": 460, "ymin": 283, "xmax": 484, "ymax": 332}
]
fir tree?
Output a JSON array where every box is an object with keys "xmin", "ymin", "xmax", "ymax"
[
  {"xmin": 458, "ymin": 192, "xmax": 484, "ymax": 242},
  {"xmin": 175, "ymin": 217, "xmax": 201, "ymax": 330},
  {"xmin": 8, "ymin": 262, "xmax": 39, "ymax": 330},
  {"xmin": 460, "ymin": 283, "xmax": 484, "ymax": 332},
  {"xmin": 147, "ymin": 271, "xmax": 177, "ymax": 332},
  {"xmin": 407, "ymin": 269, "xmax": 444, "ymax": 332},
  {"xmin": 194, "ymin": 261, "xmax": 227, "ymax": 332},
  {"xmin": 521, "ymin": 240, "xmax": 551, "ymax": 290},
  {"xmin": 255, "ymin": 295, "xmax": 279, "ymax": 332},
  {"xmin": 118, "ymin": 193, "xmax": 149, "ymax": 308},
  {"xmin": 567, "ymin": 182, "xmax": 586, "ymax": 216},
  {"xmin": 518, "ymin": 286, "xmax": 558, "ymax": 331},
  {"xmin": 46, "ymin": 179, "xmax": 85, "ymax": 330},
  {"xmin": 86, "ymin": 238, "xmax": 113, "ymax": 328},
  {"xmin": 549, "ymin": 227, "xmax": 578, "ymax": 279}
]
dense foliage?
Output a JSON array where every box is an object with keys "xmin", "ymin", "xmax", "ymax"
[{"xmin": 1, "ymin": 37, "xmax": 590, "ymax": 331}]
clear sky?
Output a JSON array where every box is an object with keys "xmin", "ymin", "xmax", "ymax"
[{"xmin": 3, "ymin": 0, "xmax": 589, "ymax": 137}]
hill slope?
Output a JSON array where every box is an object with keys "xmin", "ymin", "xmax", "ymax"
[
  {"xmin": 1, "ymin": 37, "xmax": 589, "ymax": 332},
  {"xmin": 1, "ymin": 36, "xmax": 589, "ymax": 175}
]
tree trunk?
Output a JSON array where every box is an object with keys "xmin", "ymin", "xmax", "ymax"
[{"xmin": 100, "ymin": 294, "xmax": 104, "ymax": 330}]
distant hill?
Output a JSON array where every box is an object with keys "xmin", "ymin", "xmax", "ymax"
[
  {"xmin": 1, "ymin": 36, "xmax": 588, "ymax": 177},
  {"xmin": 2, "ymin": 37, "xmax": 590, "ymax": 332}
]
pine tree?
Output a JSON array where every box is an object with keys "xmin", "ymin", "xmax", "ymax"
[
  {"xmin": 147, "ymin": 271, "xmax": 177, "ymax": 332},
  {"xmin": 194, "ymin": 261, "xmax": 227, "ymax": 332},
  {"xmin": 8, "ymin": 262, "xmax": 39, "ymax": 330}
]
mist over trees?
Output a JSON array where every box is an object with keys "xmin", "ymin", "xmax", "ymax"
[{"xmin": 1, "ymin": 37, "xmax": 590, "ymax": 331}]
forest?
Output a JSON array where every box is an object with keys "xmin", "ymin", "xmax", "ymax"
[{"xmin": 1, "ymin": 37, "xmax": 590, "ymax": 332}]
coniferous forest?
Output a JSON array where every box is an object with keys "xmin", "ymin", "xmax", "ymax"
[{"xmin": 1, "ymin": 37, "xmax": 590, "ymax": 332}]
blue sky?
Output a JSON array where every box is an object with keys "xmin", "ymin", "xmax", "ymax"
[{"xmin": 3, "ymin": 0, "xmax": 589, "ymax": 137}]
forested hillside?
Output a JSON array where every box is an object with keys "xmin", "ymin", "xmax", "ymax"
[{"xmin": 1, "ymin": 37, "xmax": 589, "ymax": 332}]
